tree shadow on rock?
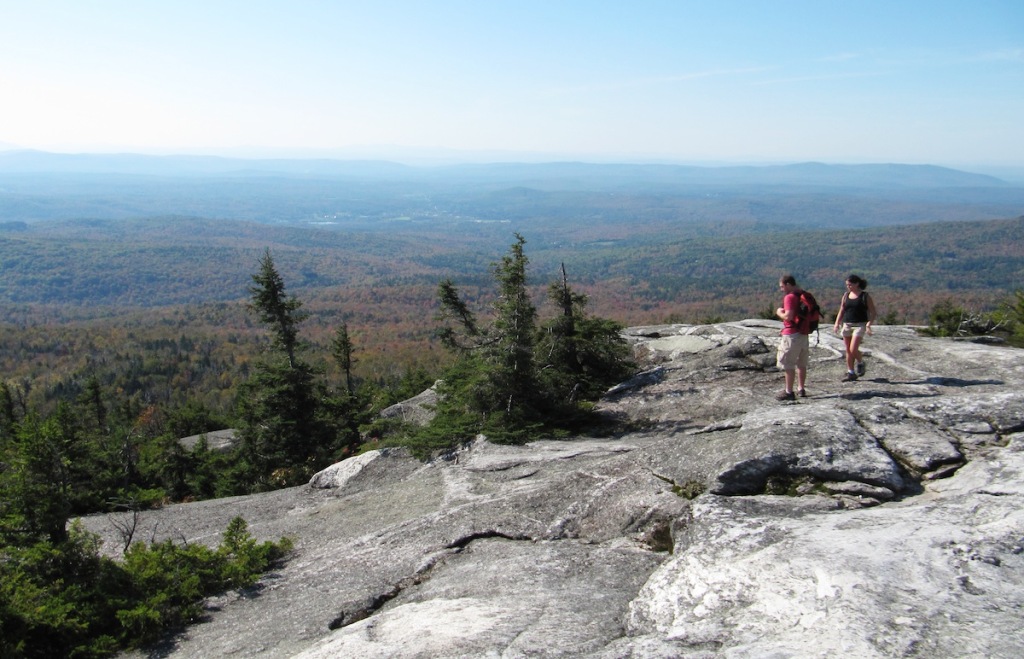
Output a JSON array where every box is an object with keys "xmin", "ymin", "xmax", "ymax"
[
  {"xmin": 911, "ymin": 376, "xmax": 1005, "ymax": 387},
  {"xmin": 137, "ymin": 581, "xmax": 274, "ymax": 658},
  {"xmin": 838, "ymin": 388, "xmax": 941, "ymax": 402}
]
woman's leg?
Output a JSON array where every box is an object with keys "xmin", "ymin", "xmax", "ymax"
[
  {"xmin": 843, "ymin": 335, "xmax": 856, "ymax": 371},
  {"xmin": 849, "ymin": 334, "xmax": 864, "ymax": 366}
]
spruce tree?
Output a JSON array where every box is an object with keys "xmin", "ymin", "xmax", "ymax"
[
  {"xmin": 2, "ymin": 406, "xmax": 84, "ymax": 543},
  {"xmin": 537, "ymin": 263, "xmax": 634, "ymax": 404},
  {"xmin": 490, "ymin": 234, "xmax": 540, "ymax": 421},
  {"xmin": 432, "ymin": 234, "xmax": 543, "ymax": 440},
  {"xmin": 236, "ymin": 250, "xmax": 327, "ymax": 489},
  {"xmin": 327, "ymin": 322, "xmax": 364, "ymax": 457},
  {"xmin": 248, "ymin": 248, "xmax": 307, "ymax": 368},
  {"xmin": 331, "ymin": 322, "xmax": 356, "ymax": 396},
  {"xmin": 427, "ymin": 236, "xmax": 635, "ymax": 448}
]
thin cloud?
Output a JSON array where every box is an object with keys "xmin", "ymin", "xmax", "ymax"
[
  {"xmin": 820, "ymin": 52, "xmax": 862, "ymax": 62},
  {"xmin": 552, "ymin": 66, "xmax": 771, "ymax": 95},
  {"xmin": 971, "ymin": 48, "xmax": 1024, "ymax": 62},
  {"xmin": 751, "ymin": 71, "xmax": 885, "ymax": 86}
]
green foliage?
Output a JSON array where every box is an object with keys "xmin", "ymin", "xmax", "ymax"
[
  {"xmin": 164, "ymin": 400, "xmax": 232, "ymax": 440},
  {"xmin": 673, "ymin": 479, "xmax": 706, "ymax": 500},
  {"xmin": 654, "ymin": 473, "xmax": 705, "ymax": 500},
  {"xmin": 236, "ymin": 249, "xmax": 360, "ymax": 490},
  {"xmin": 332, "ymin": 322, "xmax": 356, "ymax": 395},
  {"xmin": 877, "ymin": 309, "xmax": 904, "ymax": 325},
  {"xmin": 763, "ymin": 474, "xmax": 822, "ymax": 497},
  {"xmin": 430, "ymin": 235, "xmax": 545, "ymax": 440},
  {"xmin": 921, "ymin": 299, "xmax": 1002, "ymax": 338},
  {"xmin": 0, "ymin": 518, "xmax": 291, "ymax": 658},
  {"xmin": 1, "ymin": 405, "xmax": 93, "ymax": 544},
  {"xmin": 236, "ymin": 357, "xmax": 327, "ymax": 488},
  {"xmin": 247, "ymin": 248, "xmax": 308, "ymax": 368},
  {"xmin": 537, "ymin": 264, "xmax": 635, "ymax": 405},
  {"xmin": 995, "ymin": 289, "xmax": 1024, "ymax": 347},
  {"xmin": 0, "ymin": 526, "xmax": 129, "ymax": 658},
  {"xmin": 420, "ymin": 236, "xmax": 635, "ymax": 450}
]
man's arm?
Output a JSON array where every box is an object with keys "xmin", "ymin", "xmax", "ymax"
[{"xmin": 776, "ymin": 294, "xmax": 795, "ymax": 322}]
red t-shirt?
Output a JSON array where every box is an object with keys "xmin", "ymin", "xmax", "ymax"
[{"xmin": 781, "ymin": 291, "xmax": 800, "ymax": 335}]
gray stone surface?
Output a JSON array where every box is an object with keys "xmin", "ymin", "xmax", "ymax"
[
  {"xmin": 178, "ymin": 428, "xmax": 236, "ymax": 452},
  {"xmin": 377, "ymin": 383, "xmax": 439, "ymax": 426},
  {"xmin": 78, "ymin": 322, "xmax": 1024, "ymax": 658}
]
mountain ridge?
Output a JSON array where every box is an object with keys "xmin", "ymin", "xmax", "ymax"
[{"xmin": 0, "ymin": 149, "xmax": 1010, "ymax": 188}]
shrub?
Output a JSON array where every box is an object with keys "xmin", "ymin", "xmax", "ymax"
[
  {"xmin": 921, "ymin": 299, "xmax": 1000, "ymax": 337},
  {"xmin": 0, "ymin": 517, "xmax": 291, "ymax": 657}
]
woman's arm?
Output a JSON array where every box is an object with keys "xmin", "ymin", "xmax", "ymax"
[
  {"xmin": 833, "ymin": 292, "xmax": 847, "ymax": 331},
  {"xmin": 866, "ymin": 292, "xmax": 877, "ymax": 332}
]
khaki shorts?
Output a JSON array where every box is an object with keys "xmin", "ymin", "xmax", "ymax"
[
  {"xmin": 777, "ymin": 333, "xmax": 809, "ymax": 370},
  {"xmin": 841, "ymin": 322, "xmax": 868, "ymax": 339}
]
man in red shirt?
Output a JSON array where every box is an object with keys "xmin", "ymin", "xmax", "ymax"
[{"xmin": 775, "ymin": 274, "xmax": 808, "ymax": 401}]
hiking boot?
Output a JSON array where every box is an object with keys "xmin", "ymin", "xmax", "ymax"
[
  {"xmin": 798, "ymin": 389, "xmax": 807, "ymax": 398},
  {"xmin": 842, "ymin": 372, "xmax": 858, "ymax": 382},
  {"xmin": 776, "ymin": 391, "xmax": 796, "ymax": 402},
  {"xmin": 856, "ymin": 361, "xmax": 866, "ymax": 377}
]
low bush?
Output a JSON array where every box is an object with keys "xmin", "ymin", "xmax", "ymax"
[{"xmin": 0, "ymin": 517, "xmax": 291, "ymax": 658}]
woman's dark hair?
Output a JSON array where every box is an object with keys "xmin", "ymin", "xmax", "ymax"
[
  {"xmin": 847, "ymin": 274, "xmax": 868, "ymax": 290},
  {"xmin": 780, "ymin": 274, "xmax": 797, "ymax": 286}
]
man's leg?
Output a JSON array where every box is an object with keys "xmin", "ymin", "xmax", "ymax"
[{"xmin": 784, "ymin": 368, "xmax": 796, "ymax": 393}]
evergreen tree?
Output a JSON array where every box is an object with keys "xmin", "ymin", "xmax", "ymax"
[
  {"xmin": 77, "ymin": 376, "xmax": 107, "ymax": 435},
  {"xmin": 1, "ymin": 406, "xmax": 85, "ymax": 543},
  {"xmin": 427, "ymin": 236, "xmax": 635, "ymax": 448},
  {"xmin": 236, "ymin": 250, "xmax": 328, "ymax": 489},
  {"xmin": 0, "ymin": 382, "xmax": 17, "ymax": 443},
  {"xmin": 324, "ymin": 322, "xmax": 365, "ymax": 458},
  {"xmin": 247, "ymin": 248, "xmax": 307, "ymax": 369},
  {"xmin": 490, "ymin": 234, "xmax": 541, "ymax": 422},
  {"xmin": 431, "ymin": 235, "xmax": 542, "ymax": 441},
  {"xmin": 537, "ymin": 262, "xmax": 635, "ymax": 404},
  {"xmin": 331, "ymin": 322, "xmax": 356, "ymax": 396}
]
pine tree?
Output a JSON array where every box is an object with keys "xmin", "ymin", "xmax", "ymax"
[
  {"xmin": 490, "ymin": 234, "xmax": 540, "ymax": 420},
  {"xmin": 247, "ymin": 248, "xmax": 307, "ymax": 369},
  {"xmin": 327, "ymin": 322, "xmax": 364, "ymax": 457},
  {"xmin": 0, "ymin": 382, "xmax": 17, "ymax": 443},
  {"xmin": 427, "ymin": 237, "xmax": 635, "ymax": 447},
  {"xmin": 331, "ymin": 323, "xmax": 356, "ymax": 396},
  {"xmin": 2, "ymin": 406, "xmax": 84, "ymax": 543},
  {"xmin": 537, "ymin": 263, "xmax": 634, "ymax": 404},
  {"xmin": 432, "ymin": 234, "xmax": 543, "ymax": 440},
  {"xmin": 236, "ymin": 249, "xmax": 327, "ymax": 489}
]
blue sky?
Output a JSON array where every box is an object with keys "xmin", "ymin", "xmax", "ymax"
[{"xmin": 1, "ymin": 0, "xmax": 1022, "ymax": 166}]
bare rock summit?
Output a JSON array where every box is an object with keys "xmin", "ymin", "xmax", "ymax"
[{"xmin": 82, "ymin": 322, "xmax": 1024, "ymax": 658}]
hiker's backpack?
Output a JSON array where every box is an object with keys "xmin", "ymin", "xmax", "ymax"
[{"xmin": 795, "ymin": 290, "xmax": 822, "ymax": 336}]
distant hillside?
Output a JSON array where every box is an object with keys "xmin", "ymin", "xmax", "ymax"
[
  {"xmin": 1, "ymin": 214, "xmax": 1020, "ymax": 319},
  {"xmin": 2, "ymin": 153, "xmax": 1022, "ymax": 229},
  {"xmin": 2, "ymin": 212, "xmax": 1020, "ymax": 418},
  {"xmin": 0, "ymin": 150, "xmax": 1010, "ymax": 188},
  {"xmin": 433, "ymin": 161, "xmax": 1011, "ymax": 190}
]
